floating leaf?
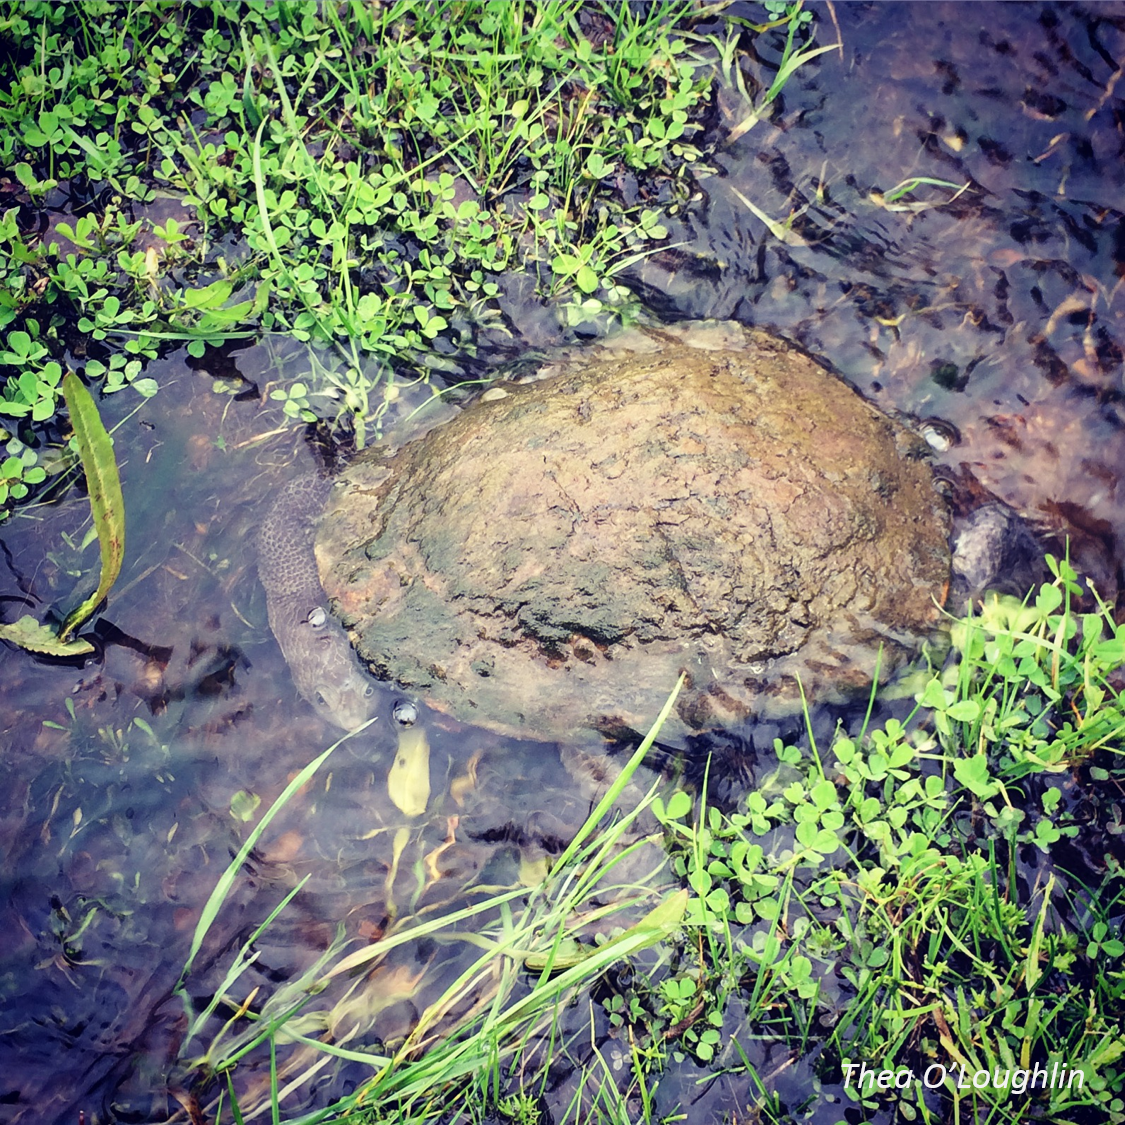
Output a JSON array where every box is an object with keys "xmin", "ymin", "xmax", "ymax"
[
  {"xmin": 59, "ymin": 372, "xmax": 126, "ymax": 641},
  {"xmin": 0, "ymin": 614, "xmax": 94, "ymax": 656},
  {"xmin": 521, "ymin": 938, "xmax": 588, "ymax": 971},
  {"xmin": 387, "ymin": 725, "xmax": 431, "ymax": 816},
  {"xmin": 229, "ymin": 790, "xmax": 261, "ymax": 822}
]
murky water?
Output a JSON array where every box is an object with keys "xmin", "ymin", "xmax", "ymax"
[
  {"xmin": 622, "ymin": 2, "xmax": 1125, "ymax": 598},
  {"xmin": 1, "ymin": 4, "xmax": 1123, "ymax": 1123}
]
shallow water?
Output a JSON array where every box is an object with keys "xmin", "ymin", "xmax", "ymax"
[
  {"xmin": 621, "ymin": 2, "xmax": 1125, "ymax": 595},
  {"xmin": 1, "ymin": 4, "xmax": 1123, "ymax": 1123}
]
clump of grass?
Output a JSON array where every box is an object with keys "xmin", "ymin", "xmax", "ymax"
[
  {"xmin": 3, "ymin": 2, "xmax": 717, "ymax": 434},
  {"xmin": 642, "ymin": 559, "xmax": 1125, "ymax": 1122},
  {"xmin": 174, "ymin": 682, "xmax": 687, "ymax": 1124},
  {"xmin": 0, "ymin": 0, "xmax": 835, "ymax": 511}
]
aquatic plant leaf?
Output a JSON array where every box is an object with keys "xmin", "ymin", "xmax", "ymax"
[
  {"xmin": 388, "ymin": 726, "xmax": 431, "ymax": 816},
  {"xmin": 229, "ymin": 790, "xmax": 261, "ymax": 822},
  {"xmin": 521, "ymin": 938, "xmax": 587, "ymax": 971},
  {"xmin": 518, "ymin": 852, "xmax": 551, "ymax": 888},
  {"xmin": 730, "ymin": 186, "xmax": 808, "ymax": 247},
  {"xmin": 0, "ymin": 613, "xmax": 94, "ymax": 655},
  {"xmin": 625, "ymin": 886, "xmax": 689, "ymax": 939},
  {"xmin": 383, "ymin": 825, "xmax": 412, "ymax": 920},
  {"xmin": 196, "ymin": 300, "xmax": 254, "ymax": 328},
  {"xmin": 59, "ymin": 372, "xmax": 126, "ymax": 642},
  {"xmin": 765, "ymin": 41, "xmax": 840, "ymax": 103}
]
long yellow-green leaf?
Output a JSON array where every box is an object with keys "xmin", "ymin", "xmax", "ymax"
[
  {"xmin": 1024, "ymin": 873, "xmax": 1054, "ymax": 991},
  {"xmin": 521, "ymin": 889, "xmax": 688, "ymax": 972},
  {"xmin": 387, "ymin": 726, "xmax": 431, "ymax": 816},
  {"xmin": 731, "ymin": 186, "xmax": 809, "ymax": 248},
  {"xmin": 59, "ymin": 372, "xmax": 126, "ymax": 642}
]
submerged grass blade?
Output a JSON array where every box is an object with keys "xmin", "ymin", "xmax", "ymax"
[
  {"xmin": 59, "ymin": 371, "xmax": 126, "ymax": 641},
  {"xmin": 764, "ymin": 40, "xmax": 840, "ymax": 103},
  {"xmin": 730, "ymin": 185, "xmax": 809, "ymax": 246},
  {"xmin": 184, "ymin": 875, "xmax": 311, "ymax": 1052},
  {"xmin": 187, "ymin": 679, "xmax": 690, "ymax": 1122},
  {"xmin": 178, "ymin": 720, "xmax": 376, "ymax": 986}
]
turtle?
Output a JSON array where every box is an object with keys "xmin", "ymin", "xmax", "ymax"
[{"xmin": 259, "ymin": 321, "xmax": 1029, "ymax": 744}]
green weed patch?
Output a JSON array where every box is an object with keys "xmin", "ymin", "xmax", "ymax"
[
  {"xmin": 0, "ymin": 0, "xmax": 832, "ymax": 512},
  {"xmin": 646, "ymin": 561, "xmax": 1125, "ymax": 1123}
]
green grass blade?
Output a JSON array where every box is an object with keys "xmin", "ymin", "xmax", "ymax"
[
  {"xmin": 549, "ymin": 672, "xmax": 683, "ymax": 873},
  {"xmin": 59, "ymin": 372, "xmax": 126, "ymax": 641},
  {"xmin": 183, "ymin": 875, "xmax": 313, "ymax": 1048},
  {"xmin": 270, "ymin": 1035, "xmax": 280, "ymax": 1125},
  {"xmin": 764, "ymin": 42, "xmax": 839, "ymax": 103},
  {"xmin": 226, "ymin": 1071, "xmax": 248, "ymax": 1125},
  {"xmin": 178, "ymin": 721, "xmax": 375, "ymax": 985}
]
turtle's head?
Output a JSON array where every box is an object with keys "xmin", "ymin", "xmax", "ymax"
[
  {"xmin": 293, "ymin": 604, "xmax": 377, "ymax": 730},
  {"xmin": 309, "ymin": 666, "xmax": 377, "ymax": 730}
]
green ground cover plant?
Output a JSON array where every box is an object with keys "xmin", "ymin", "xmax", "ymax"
[
  {"xmin": 172, "ymin": 565, "xmax": 1125, "ymax": 1124},
  {"xmin": 0, "ymin": 0, "xmax": 833, "ymax": 509},
  {"xmin": 642, "ymin": 561, "xmax": 1125, "ymax": 1124}
]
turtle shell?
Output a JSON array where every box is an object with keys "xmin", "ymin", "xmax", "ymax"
[{"xmin": 317, "ymin": 322, "xmax": 951, "ymax": 746}]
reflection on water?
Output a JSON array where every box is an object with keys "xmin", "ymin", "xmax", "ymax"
[
  {"xmin": 627, "ymin": 4, "xmax": 1125, "ymax": 601},
  {"xmin": 1, "ymin": 4, "xmax": 1123, "ymax": 1122}
]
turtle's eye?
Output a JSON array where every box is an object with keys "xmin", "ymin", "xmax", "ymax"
[
  {"xmin": 307, "ymin": 607, "xmax": 327, "ymax": 628},
  {"xmin": 920, "ymin": 417, "xmax": 959, "ymax": 452},
  {"xmin": 392, "ymin": 699, "xmax": 418, "ymax": 728},
  {"xmin": 363, "ymin": 684, "xmax": 375, "ymax": 698},
  {"xmin": 315, "ymin": 690, "xmax": 329, "ymax": 707}
]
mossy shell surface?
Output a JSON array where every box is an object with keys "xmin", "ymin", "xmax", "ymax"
[{"xmin": 317, "ymin": 322, "xmax": 951, "ymax": 745}]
